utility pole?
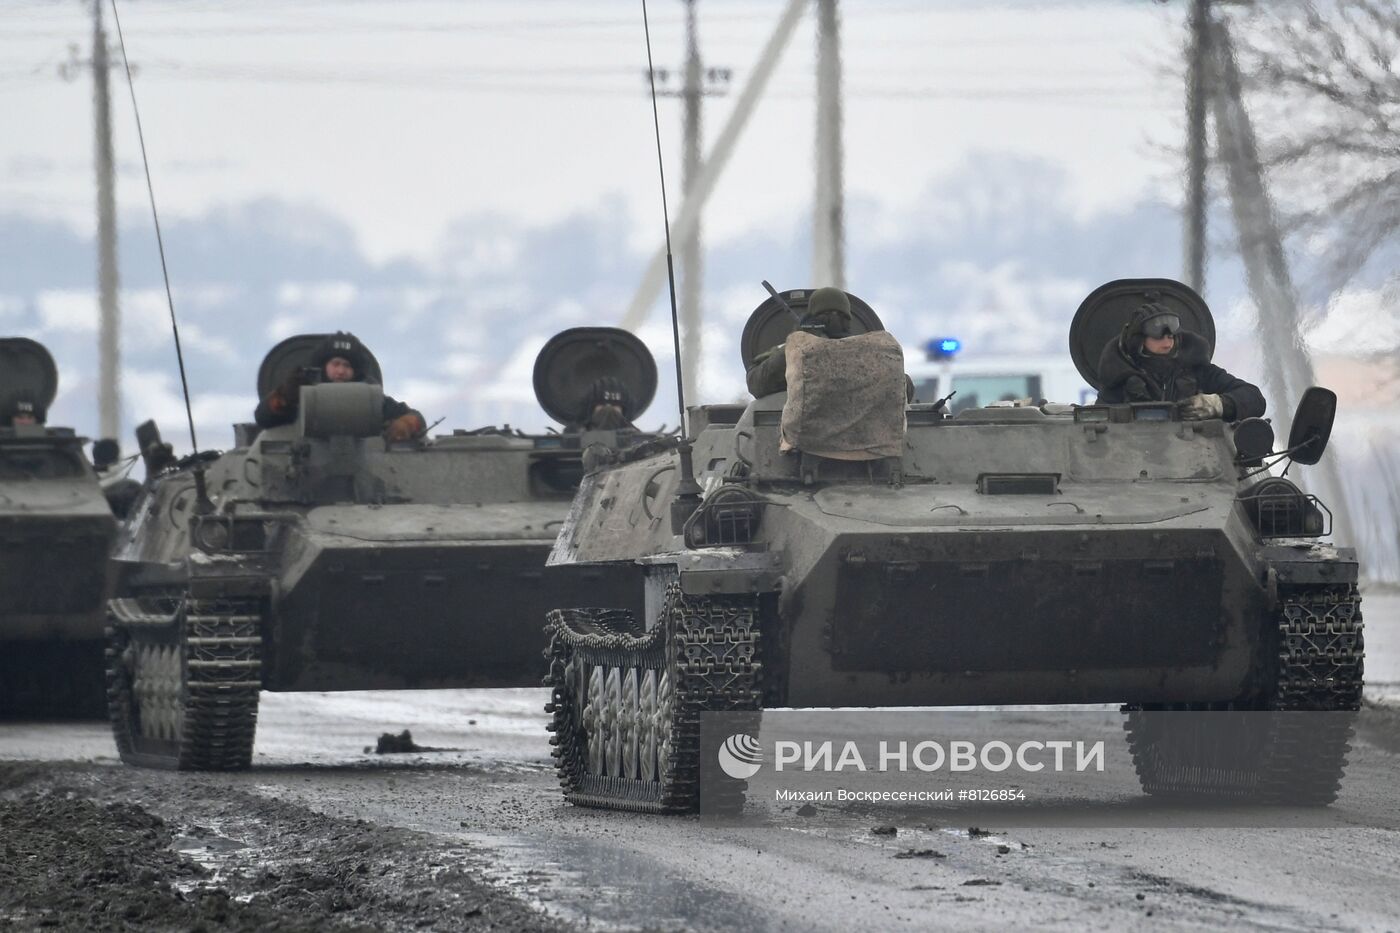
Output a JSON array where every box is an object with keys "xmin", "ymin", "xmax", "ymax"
[
  {"xmin": 680, "ymin": 0, "xmax": 706, "ymax": 405},
  {"xmin": 1183, "ymin": 0, "xmax": 1209, "ymax": 294},
  {"xmin": 1207, "ymin": 12, "xmax": 1356, "ymax": 548},
  {"xmin": 813, "ymin": 0, "xmax": 845, "ymax": 289},
  {"xmin": 61, "ymin": 1, "xmax": 122, "ymax": 442},
  {"xmin": 624, "ymin": 0, "xmax": 806, "ymax": 331},
  {"xmin": 649, "ymin": 2, "xmax": 729, "ymax": 403}
]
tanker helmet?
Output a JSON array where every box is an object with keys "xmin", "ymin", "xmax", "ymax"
[
  {"xmin": 1133, "ymin": 302, "xmax": 1181, "ymax": 339},
  {"xmin": 581, "ymin": 376, "xmax": 631, "ymax": 430},
  {"xmin": 310, "ymin": 332, "xmax": 369, "ymax": 380},
  {"xmin": 3, "ymin": 391, "xmax": 45, "ymax": 426}
]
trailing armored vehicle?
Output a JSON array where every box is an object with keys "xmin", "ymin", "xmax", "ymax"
[
  {"xmin": 1, "ymin": 337, "xmax": 116, "ymax": 718},
  {"xmin": 543, "ymin": 280, "xmax": 1363, "ymax": 812},
  {"xmin": 106, "ymin": 328, "xmax": 656, "ymax": 769}
]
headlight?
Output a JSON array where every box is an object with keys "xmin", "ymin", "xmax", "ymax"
[
  {"xmin": 684, "ymin": 486, "xmax": 764, "ymax": 548},
  {"xmin": 192, "ymin": 517, "xmax": 268, "ymax": 552},
  {"xmin": 194, "ymin": 519, "xmax": 230, "ymax": 551}
]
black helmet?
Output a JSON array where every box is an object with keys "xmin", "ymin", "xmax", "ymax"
[
  {"xmin": 580, "ymin": 377, "xmax": 632, "ymax": 430},
  {"xmin": 309, "ymin": 332, "xmax": 369, "ymax": 380},
  {"xmin": 2, "ymin": 391, "xmax": 45, "ymax": 427}
]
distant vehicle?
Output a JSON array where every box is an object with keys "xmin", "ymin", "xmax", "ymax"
[
  {"xmin": 905, "ymin": 345, "xmax": 1095, "ymax": 415},
  {"xmin": 105, "ymin": 329, "xmax": 657, "ymax": 770},
  {"xmin": 0, "ymin": 337, "xmax": 116, "ymax": 718}
]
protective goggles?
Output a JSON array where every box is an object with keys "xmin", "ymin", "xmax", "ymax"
[{"xmin": 1140, "ymin": 312, "xmax": 1181, "ymax": 338}]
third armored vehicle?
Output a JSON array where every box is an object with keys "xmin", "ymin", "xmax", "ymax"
[
  {"xmin": 106, "ymin": 328, "xmax": 656, "ymax": 769},
  {"xmin": 1, "ymin": 337, "xmax": 116, "ymax": 718},
  {"xmin": 543, "ymin": 281, "xmax": 1363, "ymax": 812}
]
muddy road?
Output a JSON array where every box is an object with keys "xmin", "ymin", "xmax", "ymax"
[{"xmin": 4, "ymin": 591, "xmax": 1400, "ymax": 931}]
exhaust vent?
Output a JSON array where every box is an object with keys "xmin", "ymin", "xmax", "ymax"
[{"xmin": 977, "ymin": 473, "xmax": 1060, "ymax": 495}]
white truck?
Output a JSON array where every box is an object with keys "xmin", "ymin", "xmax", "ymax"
[{"xmin": 904, "ymin": 343, "xmax": 1096, "ymax": 415}]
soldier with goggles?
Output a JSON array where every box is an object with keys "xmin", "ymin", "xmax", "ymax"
[{"xmin": 1095, "ymin": 302, "xmax": 1265, "ymax": 421}]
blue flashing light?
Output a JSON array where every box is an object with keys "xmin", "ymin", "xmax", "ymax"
[{"xmin": 925, "ymin": 337, "xmax": 962, "ymax": 360}]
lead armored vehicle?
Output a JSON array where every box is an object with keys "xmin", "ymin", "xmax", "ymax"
[
  {"xmin": 544, "ymin": 281, "xmax": 1362, "ymax": 812},
  {"xmin": 1, "ymin": 337, "xmax": 116, "ymax": 718},
  {"xmin": 106, "ymin": 328, "xmax": 656, "ymax": 769}
]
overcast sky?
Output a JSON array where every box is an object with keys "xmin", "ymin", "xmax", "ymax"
[{"xmin": 4, "ymin": 0, "xmax": 1184, "ymax": 263}]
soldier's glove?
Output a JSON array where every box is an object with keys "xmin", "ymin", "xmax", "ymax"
[
  {"xmin": 272, "ymin": 368, "xmax": 314, "ymax": 407},
  {"xmin": 1178, "ymin": 393, "xmax": 1224, "ymax": 421},
  {"xmin": 385, "ymin": 413, "xmax": 425, "ymax": 443}
]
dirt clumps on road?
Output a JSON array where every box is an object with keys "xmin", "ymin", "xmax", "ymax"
[
  {"xmin": 0, "ymin": 788, "xmax": 309, "ymax": 932},
  {"xmin": 371, "ymin": 729, "xmax": 452, "ymax": 755},
  {"xmin": 0, "ymin": 762, "xmax": 567, "ymax": 932}
]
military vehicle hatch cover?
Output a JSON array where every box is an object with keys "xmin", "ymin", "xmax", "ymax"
[
  {"xmin": 1069, "ymin": 278, "xmax": 1216, "ymax": 390},
  {"xmin": 532, "ymin": 327, "xmax": 657, "ymax": 425},
  {"xmin": 0, "ymin": 337, "xmax": 59, "ymax": 410},
  {"xmin": 739, "ymin": 288, "xmax": 884, "ymax": 367},
  {"xmin": 256, "ymin": 334, "xmax": 384, "ymax": 397}
]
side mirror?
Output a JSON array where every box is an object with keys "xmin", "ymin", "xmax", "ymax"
[
  {"xmin": 135, "ymin": 419, "xmax": 176, "ymax": 474},
  {"xmin": 1287, "ymin": 387, "xmax": 1336, "ymax": 466}
]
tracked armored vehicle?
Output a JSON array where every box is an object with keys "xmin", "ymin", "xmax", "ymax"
[
  {"xmin": 544, "ymin": 281, "xmax": 1362, "ymax": 812},
  {"xmin": 1, "ymin": 337, "xmax": 116, "ymax": 718},
  {"xmin": 106, "ymin": 328, "xmax": 656, "ymax": 769}
]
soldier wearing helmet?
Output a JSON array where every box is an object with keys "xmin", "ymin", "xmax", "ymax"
[
  {"xmin": 746, "ymin": 286, "xmax": 856, "ymax": 398},
  {"xmin": 254, "ymin": 332, "xmax": 425, "ymax": 441},
  {"xmin": 1, "ymin": 392, "xmax": 45, "ymax": 428},
  {"xmin": 577, "ymin": 376, "xmax": 633, "ymax": 431},
  {"xmin": 1095, "ymin": 302, "xmax": 1265, "ymax": 421}
]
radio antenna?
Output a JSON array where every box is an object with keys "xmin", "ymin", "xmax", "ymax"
[
  {"xmin": 642, "ymin": 0, "xmax": 688, "ymax": 428},
  {"xmin": 108, "ymin": 0, "xmax": 210, "ymax": 508},
  {"xmin": 641, "ymin": 0, "xmax": 702, "ymax": 531}
]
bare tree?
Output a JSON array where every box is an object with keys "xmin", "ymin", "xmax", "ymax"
[{"xmin": 1226, "ymin": 1, "xmax": 1400, "ymax": 292}]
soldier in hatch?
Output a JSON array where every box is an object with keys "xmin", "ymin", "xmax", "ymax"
[
  {"xmin": 746, "ymin": 287, "xmax": 914, "ymax": 401},
  {"xmin": 746, "ymin": 286, "xmax": 854, "ymax": 398},
  {"xmin": 254, "ymin": 332, "xmax": 425, "ymax": 441},
  {"xmin": 1095, "ymin": 302, "xmax": 1266, "ymax": 421},
  {"xmin": 1, "ymin": 392, "xmax": 44, "ymax": 428},
  {"xmin": 577, "ymin": 377, "xmax": 633, "ymax": 431}
]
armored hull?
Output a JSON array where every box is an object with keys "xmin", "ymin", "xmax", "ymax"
[
  {"xmin": 552, "ymin": 401, "xmax": 1343, "ymax": 706},
  {"xmin": 1, "ymin": 338, "xmax": 116, "ymax": 718}
]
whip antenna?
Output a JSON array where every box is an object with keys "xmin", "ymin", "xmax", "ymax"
[
  {"xmin": 641, "ymin": 0, "xmax": 702, "ymax": 531},
  {"xmin": 107, "ymin": 1, "xmax": 203, "ymax": 467},
  {"xmin": 642, "ymin": 0, "xmax": 688, "ymax": 428}
]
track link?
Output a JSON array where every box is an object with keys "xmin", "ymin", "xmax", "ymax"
[
  {"xmin": 1124, "ymin": 584, "xmax": 1363, "ymax": 804},
  {"xmin": 544, "ymin": 581, "xmax": 762, "ymax": 814},
  {"xmin": 107, "ymin": 595, "xmax": 264, "ymax": 771}
]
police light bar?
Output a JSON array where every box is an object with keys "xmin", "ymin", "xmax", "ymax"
[{"xmin": 925, "ymin": 337, "xmax": 962, "ymax": 361}]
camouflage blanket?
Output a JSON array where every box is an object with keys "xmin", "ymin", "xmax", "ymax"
[{"xmin": 780, "ymin": 330, "xmax": 907, "ymax": 459}]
